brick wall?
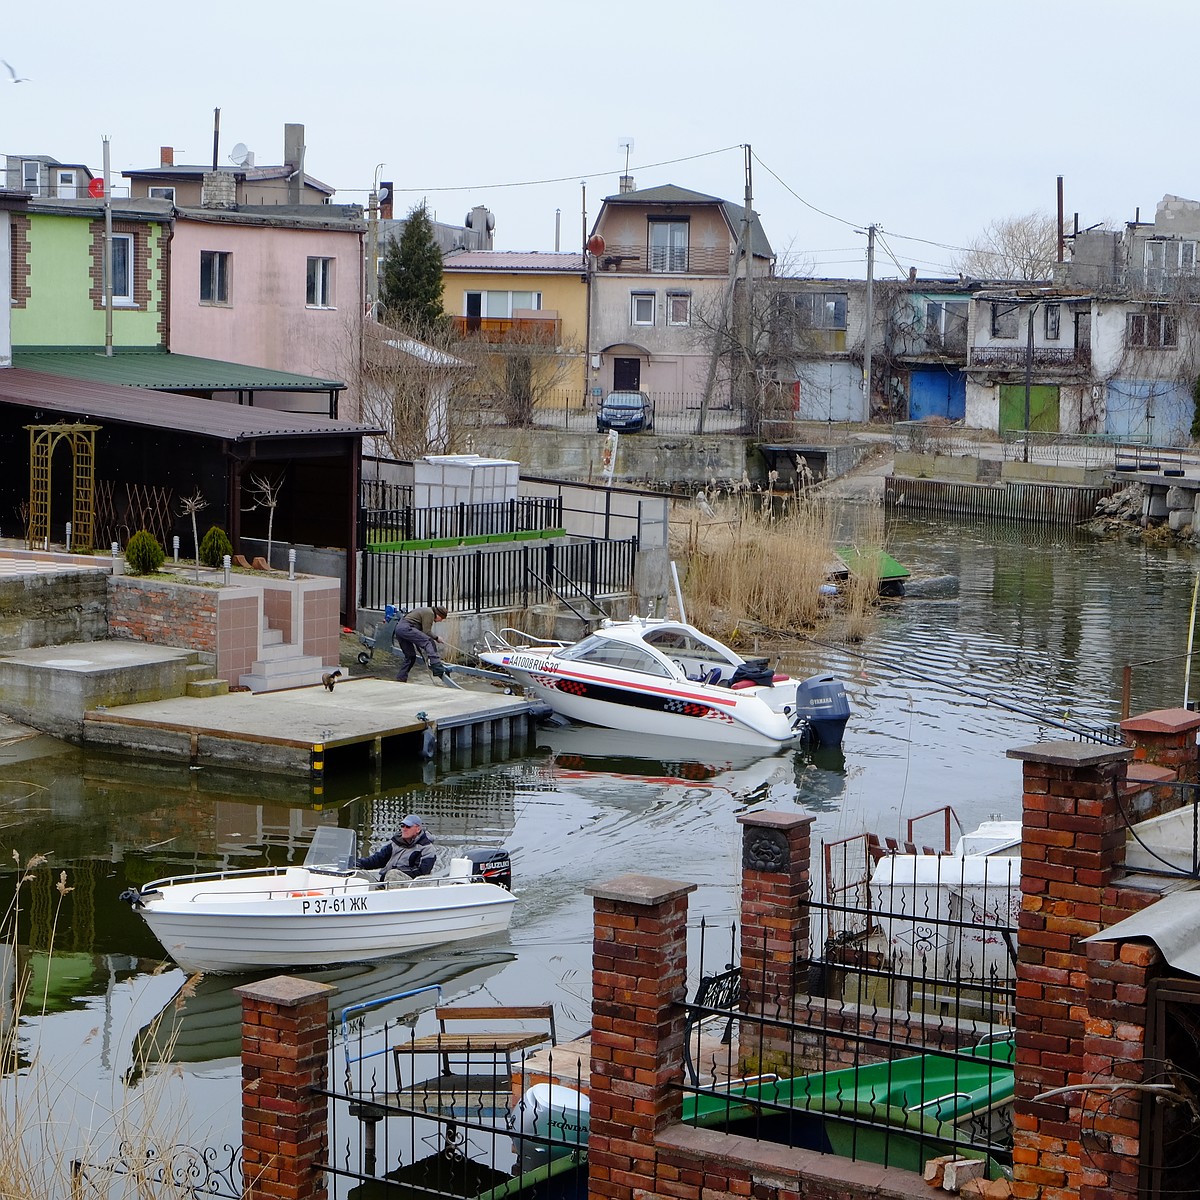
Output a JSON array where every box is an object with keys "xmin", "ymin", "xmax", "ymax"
[
  {"xmin": 11, "ymin": 213, "xmax": 30, "ymax": 307},
  {"xmin": 107, "ymin": 576, "xmax": 218, "ymax": 652}
]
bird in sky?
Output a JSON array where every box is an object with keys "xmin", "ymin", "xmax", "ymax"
[{"xmin": 1, "ymin": 60, "xmax": 30, "ymax": 83}]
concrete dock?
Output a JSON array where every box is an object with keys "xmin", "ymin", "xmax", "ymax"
[{"xmin": 83, "ymin": 675, "xmax": 541, "ymax": 777}]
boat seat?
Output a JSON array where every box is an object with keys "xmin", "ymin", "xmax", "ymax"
[{"xmin": 393, "ymin": 1004, "xmax": 557, "ymax": 1090}]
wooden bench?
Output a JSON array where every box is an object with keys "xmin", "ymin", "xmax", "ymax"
[{"xmin": 393, "ymin": 1004, "xmax": 557, "ymax": 1092}]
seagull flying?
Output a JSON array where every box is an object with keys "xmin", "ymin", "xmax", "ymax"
[{"xmin": 1, "ymin": 60, "xmax": 30, "ymax": 83}]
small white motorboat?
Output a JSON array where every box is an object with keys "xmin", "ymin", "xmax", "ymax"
[
  {"xmin": 477, "ymin": 618, "xmax": 850, "ymax": 750},
  {"xmin": 119, "ymin": 828, "xmax": 517, "ymax": 974}
]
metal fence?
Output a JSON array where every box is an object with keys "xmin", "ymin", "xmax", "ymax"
[
  {"xmin": 362, "ymin": 497, "xmax": 564, "ymax": 544},
  {"xmin": 361, "ymin": 478, "xmax": 415, "ymax": 511},
  {"xmin": 360, "ymin": 537, "xmax": 637, "ymax": 614}
]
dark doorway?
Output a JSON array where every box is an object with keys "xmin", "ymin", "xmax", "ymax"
[{"xmin": 613, "ymin": 357, "xmax": 641, "ymax": 390}]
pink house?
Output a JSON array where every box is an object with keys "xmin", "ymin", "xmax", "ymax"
[{"xmin": 168, "ymin": 203, "xmax": 366, "ymax": 419}]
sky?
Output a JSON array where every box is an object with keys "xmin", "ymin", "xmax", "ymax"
[{"xmin": 5, "ymin": 0, "xmax": 1199, "ymax": 281}]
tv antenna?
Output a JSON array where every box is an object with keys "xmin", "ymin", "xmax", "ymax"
[
  {"xmin": 229, "ymin": 142, "xmax": 254, "ymax": 167},
  {"xmin": 618, "ymin": 137, "xmax": 634, "ymax": 175}
]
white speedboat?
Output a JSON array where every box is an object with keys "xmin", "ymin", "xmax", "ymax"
[
  {"xmin": 119, "ymin": 828, "xmax": 517, "ymax": 974},
  {"xmin": 477, "ymin": 618, "xmax": 850, "ymax": 750}
]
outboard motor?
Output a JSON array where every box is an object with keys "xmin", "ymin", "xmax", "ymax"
[
  {"xmin": 467, "ymin": 848, "xmax": 512, "ymax": 890},
  {"xmin": 792, "ymin": 674, "xmax": 851, "ymax": 748}
]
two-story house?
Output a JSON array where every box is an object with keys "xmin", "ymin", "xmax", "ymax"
[{"xmin": 587, "ymin": 183, "xmax": 773, "ymax": 414}]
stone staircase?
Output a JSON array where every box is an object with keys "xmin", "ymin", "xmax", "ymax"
[
  {"xmin": 185, "ymin": 652, "xmax": 229, "ymax": 698},
  {"xmin": 238, "ymin": 622, "xmax": 328, "ymax": 693}
]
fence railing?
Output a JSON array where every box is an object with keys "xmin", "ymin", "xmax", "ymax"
[
  {"xmin": 360, "ymin": 477, "xmax": 414, "ymax": 511},
  {"xmin": 361, "ymin": 496, "xmax": 563, "ymax": 544},
  {"xmin": 360, "ymin": 537, "xmax": 637, "ymax": 614},
  {"xmin": 1000, "ymin": 430, "xmax": 1122, "ymax": 468}
]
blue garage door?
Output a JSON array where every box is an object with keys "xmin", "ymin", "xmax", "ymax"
[
  {"xmin": 909, "ymin": 368, "xmax": 966, "ymax": 421},
  {"xmin": 1106, "ymin": 379, "xmax": 1193, "ymax": 446}
]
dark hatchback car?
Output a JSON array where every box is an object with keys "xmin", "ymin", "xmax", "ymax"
[{"xmin": 597, "ymin": 390, "xmax": 654, "ymax": 433}]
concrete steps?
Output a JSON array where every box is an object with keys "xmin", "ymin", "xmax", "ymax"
[
  {"xmin": 239, "ymin": 634, "xmax": 328, "ymax": 693},
  {"xmin": 185, "ymin": 660, "xmax": 229, "ymax": 698}
]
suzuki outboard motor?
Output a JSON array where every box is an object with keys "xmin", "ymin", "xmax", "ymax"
[
  {"xmin": 467, "ymin": 848, "xmax": 513, "ymax": 890},
  {"xmin": 793, "ymin": 674, "xmax": 851, "ymax": 748}
]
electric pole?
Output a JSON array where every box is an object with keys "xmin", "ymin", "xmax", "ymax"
[{"xmin": 863, "ymin": 224, "xmax": 876, "ymax": 419}]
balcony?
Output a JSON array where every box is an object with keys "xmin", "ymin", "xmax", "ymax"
[
  {"xmin": 968, "ymin": 346, "xmax": 1090, "ymax": 371},
  {"xmin": 452, "ymin": 315, "xmax": 562, "ymax": 345}
]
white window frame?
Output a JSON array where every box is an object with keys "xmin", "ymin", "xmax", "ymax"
[
  {"xmin": 1127, "ymin": 309, "xmax": 1178, "ymax": 349},
  {"xmin": 648, "ymin": 220, "xmax": 688, "ymax": 273},
  {"xmin": 148, "ymin": 186, "xmax": 176, "ymax": 202},
  {"xmin": 110, "ymin": 233, "xmax": 134, "ymax": 305},
  {"xmin": 56, "ymin": 169, "xmax": 77, "ymax": 199},
  {"xmin": 21, "ymin": 160, "xmax": 39, "ymax": 193},
  {"xmin": 631, "ymin": 292, "xmax": 655, "ymax": 326},
  {"xmin": 200, "ymin": 250, "xmax": 231, "ymax": 305},
  {"xmin": 666, "ymin": 292, "xmax": 691, "ymax": 326},
  {"xmin": 306, "ymin": 257, "xmax": 335, "ymax": 308}
]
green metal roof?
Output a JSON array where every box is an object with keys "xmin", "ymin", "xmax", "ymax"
[{"xmin": 13, "ymin": 351, "xmax": 344, "ymax": 392}]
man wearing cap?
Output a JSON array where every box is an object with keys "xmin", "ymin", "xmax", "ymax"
[
  {"xmin": 393, "ymin": 605, "xmax": 448, "ymax": 683},
  {"xmin": 357, "ymin": 814, "xmax": 436, "ymax": 881}
]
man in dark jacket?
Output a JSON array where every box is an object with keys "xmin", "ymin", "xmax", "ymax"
[
  {"xmin": 357, "ymin": 814, "xmax": 436, "ymax": 881},
  {"xmin": 393, "ymin": 605, "xmax": 447, "ymax": 683}
]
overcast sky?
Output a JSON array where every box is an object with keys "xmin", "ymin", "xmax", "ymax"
[{"xmin": 5, "ymin": 0, "xmax": 1196, "ymax": 280}]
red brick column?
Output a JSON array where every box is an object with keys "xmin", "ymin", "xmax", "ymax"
[
  {"xmin": 737, "ymin": 811, "xmax": 813, "ymax": 1074},
  {"xmin": 236, "ymin": 975, "xmax": 336, "ymax": 1200},
  {"xmin": 586, "ymin": 872, "xmax": 695, "ymax": 1200},
  {"xmin": 1121, "ymin": 707, "xmax": 1200, "ymax": 783},
  {"xmin": 1005, "ymin": 740, "xmax": 1131, "ymax": 1200}
]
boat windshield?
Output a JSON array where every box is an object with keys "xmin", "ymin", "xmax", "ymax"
[
  {"xmin": 641, "ymin": 627, "xmax": 739, "ymax": 664},
  {"xmin": 557, "ymin": 634, "xmax": 673, "ymax": 677},
  {"xmin": 304, "ymin": 826, "xmax": 358, "ymax": 871}
]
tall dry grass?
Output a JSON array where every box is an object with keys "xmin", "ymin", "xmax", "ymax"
[
  {"xmin": 0, "ymin": 853, "xmax": 208, "ymax": 1198},
  {"xmin": 669, "ymin": 487, "xmax": 888, "ymax": 646}
]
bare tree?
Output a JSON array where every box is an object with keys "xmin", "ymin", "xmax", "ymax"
[
  {"xmin": 954, "ymin": 211, "xmax": 1061, "ymax": 280},
  {"xmin": 178, "ymin": 490, "xmax": 207, "ymax": 580},
  {"xmin": 247, "ymin": 473, "xmax": 284, "ymax": 566},
  {"xmin": 460, "ymin": 321, "xmax": 582, "ymax": 428}
]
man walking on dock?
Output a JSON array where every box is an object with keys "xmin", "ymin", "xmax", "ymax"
[{"xmin": 393, "ymin": 605, "xmax": 448, "ymax": 682}]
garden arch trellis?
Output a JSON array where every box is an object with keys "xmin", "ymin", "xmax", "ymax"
[{"xmin": 25, "ymin": 422, "xmax": 101, "ymax": 551}]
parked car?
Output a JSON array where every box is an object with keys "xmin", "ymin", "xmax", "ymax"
[{"xmin": 597, "ymin": 391, "xmax": 654, "ymax": 433}]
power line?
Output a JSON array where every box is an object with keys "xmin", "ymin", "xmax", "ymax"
[
  {"xmin": 751, "ymin": 150, "xmax": 861, "ymax": 230},
  {"xmin": 336, "ymin": 144, "xmax": 745, "ymax": 196}
]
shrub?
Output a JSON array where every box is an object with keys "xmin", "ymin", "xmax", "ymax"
[
  {"xmin": 125, "ymin": 529, "xmax": 165, "ymax": 575},
  {"xmin": 198, "ymin": 525, "xmax": 233, "ymax": 568}
]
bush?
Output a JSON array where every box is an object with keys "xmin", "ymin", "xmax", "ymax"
[
  {"xmin": 125, "ymin": 529, "xmax": 165, "ymax": 575},
  {"xmin": 198, "ymin": 525, "xmax": 233, "ymax": 568}
]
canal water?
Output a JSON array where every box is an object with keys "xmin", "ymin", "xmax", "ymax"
[{"xmin": 2, "ymin": 512, "xmax": 1198, "ymax": 1184}]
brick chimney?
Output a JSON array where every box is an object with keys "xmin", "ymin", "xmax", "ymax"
[
  {"xmin": 284, "ymin": 123, "xmax": 305, "ymax": 204},
  {"xmin": 201, "ymin": 170, "xmax": 237, "ymax": 210},
  {"xmin": 619, "ymin": 174, "xmax": 635, "ymax": 194},
  {"xmin": 160, "ymin": 146, "xmax": 174, "ymax": 167}
]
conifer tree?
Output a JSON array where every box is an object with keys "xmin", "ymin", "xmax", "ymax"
[{"xmin": 380, "ymin": 203, "xmax": 445, "ymax": 332}]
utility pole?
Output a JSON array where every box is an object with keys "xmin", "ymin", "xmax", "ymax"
[
  {"xmin": 366, "ymin": 185, "xmax": 379, "ymax": 319},
  {"xmin": 863, "ymin": 224, "xmax": 876, "ymax": 419},
  {"xmin": 103, "ymin": 136, "xmax": 113, "ymax": 357},
  {"xmin": 1023, "ymin": 303, "xmax": 1037, "ymax": 463},
  {"xmin": 741, "ymin": 145, "xmax": 755, "ymax": 426}
]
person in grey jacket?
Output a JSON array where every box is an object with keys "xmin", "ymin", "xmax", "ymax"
[
  {"xmin": 393, "ymin": 605, "xmax": 447, "ymax": 682},
  {"xmin": 356, "ymin": 814, "xmax": 436, "ymax": 880}
]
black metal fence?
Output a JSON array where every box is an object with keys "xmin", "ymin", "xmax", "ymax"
[
  {"xmin": 681, "ymin": 904, "xmax": 1016, "ymax": 1179},
  {"xmin": 361, "ymin": 478, "xmax": 415, "ymax": 511},
  {"xmin": 362, "ymin": 497, "xmax": 564, "ymax": 545},
  {"xmin": 360, "ymin": 537, "xmax": 637, "ymax": 614}
]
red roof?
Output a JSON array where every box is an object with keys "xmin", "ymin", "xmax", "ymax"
[{"xmin": 442, "ymin": 251, "xmax": 585, "ymax": 273}]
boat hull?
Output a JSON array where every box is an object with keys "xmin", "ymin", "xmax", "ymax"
[{"xmin": 132, "ymin": 868, "xmax": 517, "ymax": 973}]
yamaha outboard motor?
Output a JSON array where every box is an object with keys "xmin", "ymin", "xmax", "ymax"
[
  {"xmin": 467, "ymin": 848, "xmax": 513, "ymax": 890},
  {"xmin": 793, "ymin": 674, "xmax": 851, "ymax": 748}
]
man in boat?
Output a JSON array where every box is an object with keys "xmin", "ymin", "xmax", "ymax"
[
  {"xmin": 357, "ymin": 814, "xmax": 436, "ymax": 881},
  {"xmin": 392, "ymin": 605, "xmax": 448, "ymax": 683}
]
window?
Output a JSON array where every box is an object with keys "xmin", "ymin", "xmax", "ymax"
[
  {"xmin": 1044, "ymin": 304, "xmax": 1061, "ymax": 340},
  {"xmin": 648, "ymin": 220, "xmax": 688, "ymax": 272},
  {"xmin": 21, "ymin": 160, "xmax": 39, "ymax": 193},
  {"xmin": 631, "ymin": 292, "xmax": 655, "ymax": 325},
  {"xmin": 306, "ymin": 257, "xmax": 334, "ymax": 307},
  {"xmin": 56, "ymin": 170, "xmax": 77, "ymax": 199},
  {"xmin": 200, "ymin": 250, "xmax": 230, "ymax": 304},
  {"xmin": 149, "ymin": 186, "xmax": 176, "ymax": 202},
  {"xmin": 990, "ymin": 302, "xmax": 1019, "ymax": 338},
  {"xmin": 666, "ymin": 292, "xmax": 691, "ymax": 326},
  {"xmin": 924, "ymin": 300, "xmax": 968, "ymax": 349},
  {"xmin": 110, "ymin": 233, "xmax": 133, "ymax": 303},
  {"xmin": 558, "ymin": 635, "xmax": 672, "ymax": 677},
  {"xmin": 463, "ymin": 290, "xmax": 542, "ymax": 318},
  {"xmin": 1127, "ymin": 309, "xmax": 1178, "ymax": 349},
  {"xmin": 1144, "ymin": 239, "xmax": 1197, "ymax": 290},
  {"xmin": 792, "ymin": 292, "xmax": 848, "ymax": 330}
]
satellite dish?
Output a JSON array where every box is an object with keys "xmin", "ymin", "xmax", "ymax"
[{"xmin": 229, "ymin": 143, "xmax": 252, "ymax": 167}]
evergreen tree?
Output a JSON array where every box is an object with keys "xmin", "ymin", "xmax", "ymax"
[{"xmin": 380, "ymin": 203, "xmax": 445, "ymax": 332}]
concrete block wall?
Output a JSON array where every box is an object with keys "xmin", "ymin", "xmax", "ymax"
[{"xmin": 0, "ymin": 570, "xmax": 110, "ymax": 651}]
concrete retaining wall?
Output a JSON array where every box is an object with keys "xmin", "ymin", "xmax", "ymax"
[{"xmin": 0, "ymin": 570, "xmax": 110, "ymax": 651}]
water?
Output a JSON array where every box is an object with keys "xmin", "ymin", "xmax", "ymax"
[{"xmin": 2, "ymin": 513, "xmax": 1197, "ymax": 1184}]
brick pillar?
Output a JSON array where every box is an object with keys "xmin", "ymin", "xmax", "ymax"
[
  {"xmin": 1121, "ymin": 706, "xmax": 1200, "ymax": 783},
  {"xmin": 1005, "ymin": 740, "xmax": 1131, "ymax": 1200},
  {"xmin": 586, "ymin": 872, "xmax": 695, "ymax": 1200},
  {"xmin": 737, "ymin": 811, "xmax": 813, "ymax": 1075},
  {"xmin": 236, "ymin": 975, "xmax": 336, "ymax": 1200}
]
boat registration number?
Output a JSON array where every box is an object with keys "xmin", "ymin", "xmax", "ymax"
[
  {"xmin": 300, "ymin": 896, "xmax": 369, "ymax": 914},
  {"xmin": 510, "ymin": 654, "xmax": 558, "ymax": 673}
]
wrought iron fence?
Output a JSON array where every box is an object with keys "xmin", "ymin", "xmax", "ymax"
[
  {"xmin": 70, "ymin": 1142, "xmax": 243, "ymax": 1199},
  {"xmin": 360, "ymin": 537, "xmax": 637, "ymax": 614},
  {"xmin": 1000, "ymin": 430, "xmax": 1124, "ymax": 468},
  {"xmin": 361, "ymin": 478, "xmax": 415, "ymax": 511},
  {"xmin": 362, "ymin": 497, "xmax": 564, "ymax": 545},
  {"xmin": 680, "ymin": 886, "xmax": 1017, "ymax": 1175}
]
